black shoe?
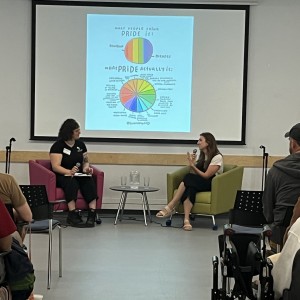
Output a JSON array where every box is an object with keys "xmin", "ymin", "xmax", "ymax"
[
  {"xmin": 86, "ymin": 209, "xmax": 96, "ymax": 227},
  {"xmin": 67, "ymin": 210, "xmax": 86, "ymax": 227}
]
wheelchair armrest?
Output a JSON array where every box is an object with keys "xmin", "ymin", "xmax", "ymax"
[
  {"xmin": 262, "ymin": 224, "xmax": 272, "ymax": 237},
  {"xmin": 223, "ymin": 224, "xmax": 235, "ymax": 236}
]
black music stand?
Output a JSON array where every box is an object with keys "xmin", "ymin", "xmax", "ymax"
[
  {"xmin": 260, "ymin": 146, "xmax": 269, "ymax": 191},
  {"xmin": 5, "ymin": 138, "xmax": 16, "ymax": 174}
]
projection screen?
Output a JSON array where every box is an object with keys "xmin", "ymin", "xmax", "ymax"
[{"xmin": 31, "ymin": 0, "xmax": 249, "ymax": 145}]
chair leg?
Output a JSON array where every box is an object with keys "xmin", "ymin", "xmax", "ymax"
[
  {"xmin": 211, "ymin": 215, "xmax": 218, "ymax": 230},
  {"xmin": 59, "ymin": 225, "xmax": 62, "ymax": 278},
  {"xmin": 47, "ymin": 219, "xmax": 53, "ymax": 290}
]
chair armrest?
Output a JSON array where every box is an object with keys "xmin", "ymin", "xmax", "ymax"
[
  {"xmin": 210, "ymin": 166, "xmax": 244, "ymax": 214},
  {"xmin": 29, "ymin": 160, "xmax": 57, "ymax": 202},
  {"xmin": 90, "ymin": 164, "xmax": 104, "ymax": 209},
  {"xmin": 167, "ymin": 166, "xmax": 190, "ymax": 203}
]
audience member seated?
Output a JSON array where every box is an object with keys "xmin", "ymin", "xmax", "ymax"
[
  {"xmin": 156, "ymin": 132, "xmax": 223, "ymax": 231},
  {"xmin": 269, "ymin": 197, "xmax": 300, "ymax": 299},
  {"xmin": 50, "ymin": 118, "xmax": 99, "ymax": 227},
  {"xmin": 262, "ymin": 123, "xmax": 300, "ymax": 232},
  {"xmin": 0, "ymin": 173, "xmax": 32, "ymax": 240},
  {"xmin": 0, "ymin": 199, "xmax": 16, "ymax": 251},
  {"xmin": 0, "ymin": 200, "xmax": 35, "ymax": 300}
]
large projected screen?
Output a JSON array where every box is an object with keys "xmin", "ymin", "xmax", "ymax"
[{"xmin": 31, "ymin": 1, "xmax": 249, "ymax": 145}]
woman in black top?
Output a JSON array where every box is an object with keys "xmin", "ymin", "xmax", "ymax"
[{"xmin": 50, "ymin": 119, "xmax": 98, "ymax": 227}]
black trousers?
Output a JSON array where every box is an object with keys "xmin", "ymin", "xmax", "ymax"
[
  {"xmin": 180, "ymin": 173, "xmax": 212, "ymax": 205},
  {"xmin": 56, "ymin": 176, "xmax": 98, "ymax": 203}
]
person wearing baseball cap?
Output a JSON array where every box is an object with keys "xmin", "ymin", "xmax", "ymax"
[
  {"xmin": 263, "ymin": 123, "xmax": 300, "ymax": 233},
  {"xmin": 263, "ymin": 123, "xmax": 300, "ymax": 299},
  {"xmin": 284, "ymin": 123, "xmax": 300, "ymax": 145}
]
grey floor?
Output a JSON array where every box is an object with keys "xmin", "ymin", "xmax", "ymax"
[{"xmin": 25, "ymin": 213, "xmax": 229, "ymax": 300}]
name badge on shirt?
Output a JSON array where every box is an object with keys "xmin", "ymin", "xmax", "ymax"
[{"xmin": 63, "ymin": 148, "xmax": 71, "ymax": 155}]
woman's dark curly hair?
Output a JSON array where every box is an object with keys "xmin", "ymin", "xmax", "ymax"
[{"xmin": 58, "ymin": 119, "xmax": 80, "ymax": 141}]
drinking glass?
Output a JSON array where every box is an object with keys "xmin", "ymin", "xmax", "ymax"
[
  {"xmin": 143, "ymin": 176, "xmax": 150, "ymax": 187},
  {"xmin": 121, "ymin": 176, "xmax": 127, "ymax": 186}
]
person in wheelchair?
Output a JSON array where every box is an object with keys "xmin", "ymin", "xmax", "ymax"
[{"xmin": 156, "ymin": 132, "xmax": 223, "ymax": 231}]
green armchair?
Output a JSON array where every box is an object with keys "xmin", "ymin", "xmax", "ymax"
[{"xmin": 167, "ymin": 164, "xmax": 244, "ymax": 229}]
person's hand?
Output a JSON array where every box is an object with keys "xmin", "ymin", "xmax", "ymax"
[
  {"xmin": 70, "ymin": 165, "xmax": 79, "ymax": 175},
  {"xmin": 84, "ymin": 167, "xmax": 93, "ymax": 175},
  {"xmin": 191, "ymin": 151, "xmax": 197, "ymax": 162},
  {"xmin": 186, "ymin": 152, "xmax": 194, "ymax": 166}
]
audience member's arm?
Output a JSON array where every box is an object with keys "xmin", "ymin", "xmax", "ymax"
[
  {"xmin": 14, "ymin": 202, "xmax": 32, "ymax": 222},
  {"xmin": 262, "ymin": 171, "xmax": 276, "ymax": 223},
  {"xmin": 0, "ymin": 235, "xmax": 13, "ymax": 252}
]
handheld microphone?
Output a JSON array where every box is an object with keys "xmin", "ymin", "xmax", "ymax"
[
  {"xmin": 76, "ymin": 162, "xmax": 81, "ymax": 169},
  {"xmin": 193, "ymin": 149, "xmax": 197, "ymax": 154}
]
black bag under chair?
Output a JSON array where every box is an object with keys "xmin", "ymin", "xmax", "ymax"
[{"xmin": 211, "ymin": 225, "xmax": 274, "ymax": 300}]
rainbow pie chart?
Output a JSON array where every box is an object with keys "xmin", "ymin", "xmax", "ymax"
[
  {"xmin": 124, "ymin": 38, "xmax": 153, "ymax": 64},
  {"xmin": 120, "ymin": 79, "xmax": 156, "ymax": 112}
]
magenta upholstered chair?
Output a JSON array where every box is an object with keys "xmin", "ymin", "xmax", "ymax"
[{"xmin": 28, "ymin": 160, "xmax": 104, "ymax": 215}]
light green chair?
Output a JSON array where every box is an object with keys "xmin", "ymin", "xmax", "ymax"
[{"xmin": 167, "ymin": 164, "xmax": 244, "ymax": 230}]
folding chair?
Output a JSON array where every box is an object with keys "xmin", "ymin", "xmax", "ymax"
[{"xmin": 19, "ymin": 185, "xmax": 62, "ymax": 289}]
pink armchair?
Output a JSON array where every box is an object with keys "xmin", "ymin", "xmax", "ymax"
[{"xmin": 28, "ymin": 160, "xmax": 104, "ymax": 213}]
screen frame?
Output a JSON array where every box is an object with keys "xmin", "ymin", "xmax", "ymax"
[{"xmin": 31, "ymin": 0, "xmax": 249, "ymax": 145}]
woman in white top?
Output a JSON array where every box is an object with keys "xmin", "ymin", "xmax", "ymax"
[{"xmin": 156, "ymin": 132, "xmax": 223, "ymax": 230}]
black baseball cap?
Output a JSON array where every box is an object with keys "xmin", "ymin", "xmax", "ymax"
[{"xmin": 284, "ymin": 123, "xmax": 300, "ymax": 141}]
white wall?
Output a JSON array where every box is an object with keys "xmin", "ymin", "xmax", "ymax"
[{"xmin": 0, "ymin": 0, "xmax": 299, "ymax": 209}]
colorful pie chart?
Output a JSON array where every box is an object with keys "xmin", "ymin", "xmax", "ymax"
[
  {"xmin": 120, "ymin": 79, "xmax": 156, "ymax": 112},
  {"xmin": 124, "ymin": 38, "xmax": 153, "ymax": 64}
]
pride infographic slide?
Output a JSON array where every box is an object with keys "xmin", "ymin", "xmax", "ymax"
[{"xmin": 85, "ymin": 14, "xmax": 194, "ymax": 132}]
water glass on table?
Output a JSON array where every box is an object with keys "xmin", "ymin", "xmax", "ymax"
[
  {"xmin": 143, "ymin": 176, "xmax": 150, "ymax": 188},
  {"xmin": 121, "ymin": 176, "xmax": 127, "ymax": 187}
]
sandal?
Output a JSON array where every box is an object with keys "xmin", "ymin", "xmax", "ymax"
[
  {"xmin": 156, "ymin": 206, "xmax": 175, "ymax": 218},
  {"xmin": 183, "ymin": 219, "xmax": 192, "ymax": 231}
]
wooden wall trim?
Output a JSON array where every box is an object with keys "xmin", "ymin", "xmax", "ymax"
[{"xmin": 0, "ymin": 151, "xmax": 283, "ymax": 167}]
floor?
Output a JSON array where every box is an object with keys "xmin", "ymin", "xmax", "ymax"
[{"xmin": 25, "ymin": 212, "xmax": 229, "ymax": 300}]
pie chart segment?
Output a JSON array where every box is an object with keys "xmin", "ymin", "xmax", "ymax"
[
  {"xmin": 120, "ymin": 79, "xmax": 156, "ymax": 112},
  {"xmin": 137, "ymin": 98, "xmax": 149, "ymax": 111},
  {"xmin": 123, "ymin": 97, "xmax": 135, "ymax": 110}
]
